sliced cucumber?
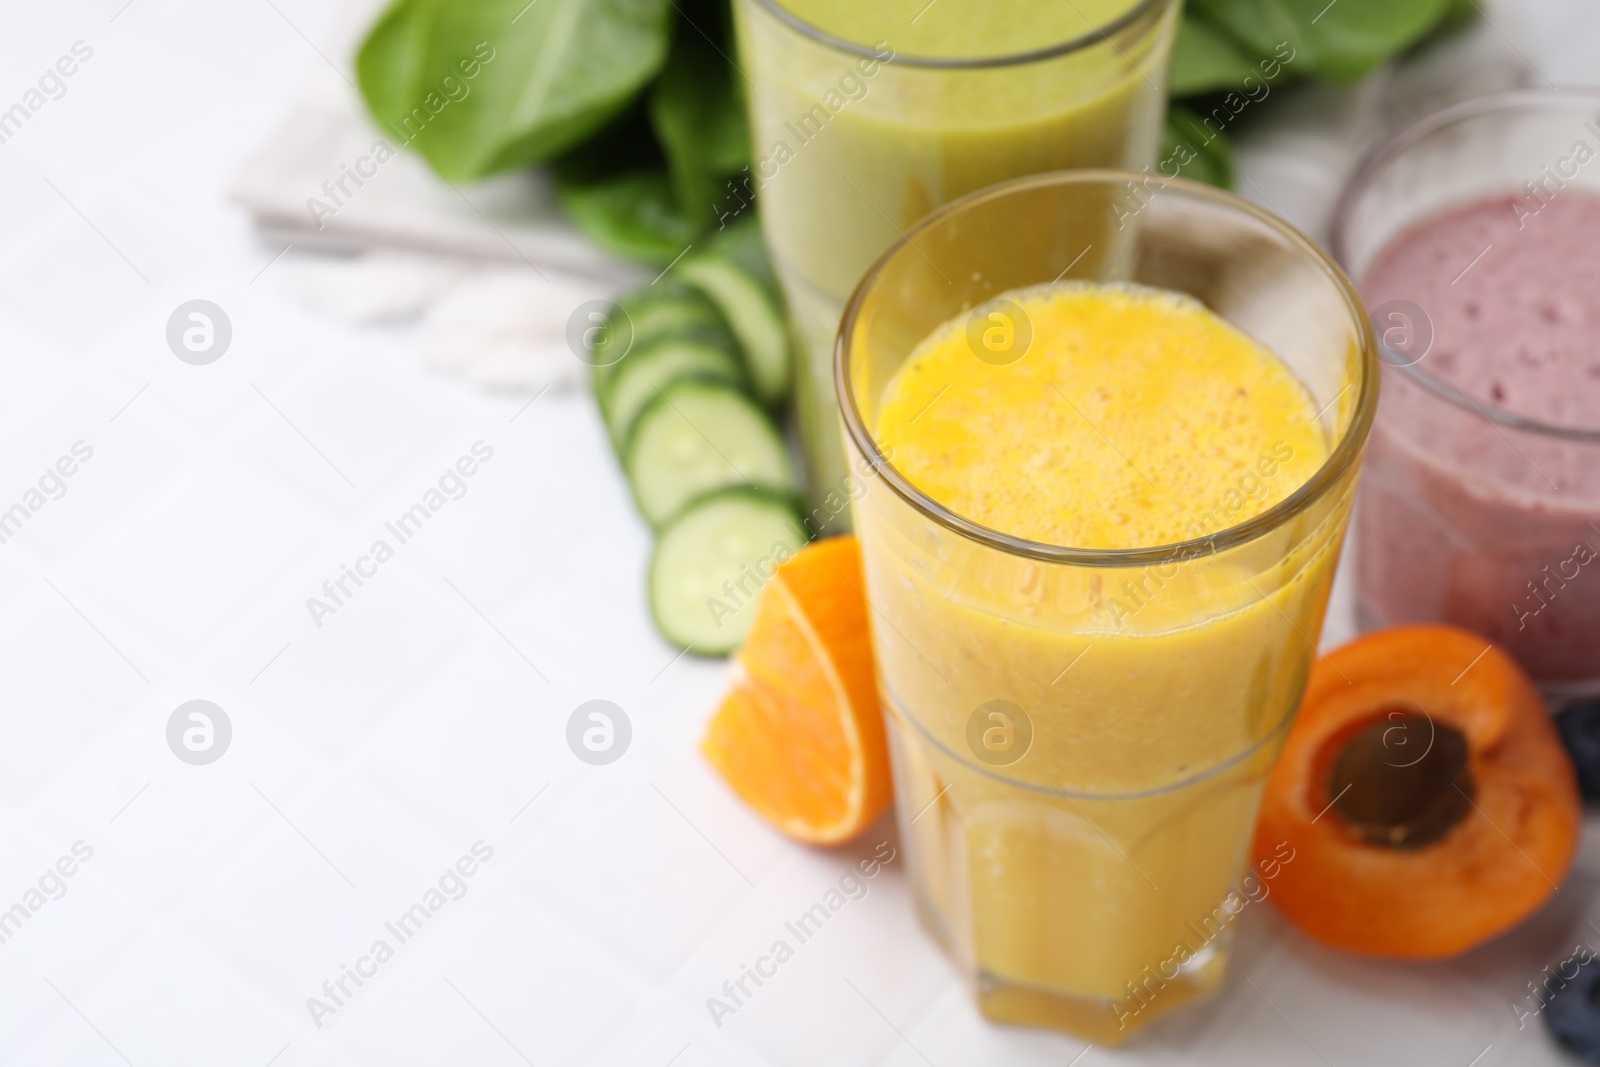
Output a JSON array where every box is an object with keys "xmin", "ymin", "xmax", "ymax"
[
  {"xmin": 603, "ymin": 336, "xmax": 745, "ymax": 448},
  {"xmin": 648, "ymin": 488, "xmax": 807, "ymax": 654},
  {"xmin": 676, "ymin": 255, "xmax": 791, "ymax": 407},
  {"xmin": 624, "ymin": 379, "xmax": 797, "ymax": 528},
  {"xmin": 590, "ymin": 282, "xmax": 729, "ymax": 395},
  {"xmin": 703, "ymin": 215, "xmax": 781, "ymax": 294}
]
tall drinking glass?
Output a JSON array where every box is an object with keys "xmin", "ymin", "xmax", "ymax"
[
  {"xmin": 734, "ymin": 0, "xmax": 1181, "ymax": 512},
  {"xmin": 838, "ymin": 172, "xmax": 1379, "ymax": 1042},
  {"xmin": 1330, "ymin": 90, "xmax": 1600, "ymax": 697}
]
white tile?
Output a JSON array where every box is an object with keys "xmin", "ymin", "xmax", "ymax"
[
  {"xmin": 1124, "ymin": 899, "xmax": 1568, "ymax": 1066},
  {"xmin": 0, "ymin": 304, "xmax": 72, "ymax": 422},
  {"xmin": 87, "ymin": 291, "xmax": 328, "ymax": 441},
  {"xmin": 0, "ymin": 584, "xmax": 149, "ymax": 800},
  {"xmin": 885, "ymin": 984, "xmax": 1086, "ymax": 1067},
  {"xmin": 0, "ymin": 213, "xmax": 151, "ymax": 350},
  {"xmin": 492, "ymin": 542, "xmax": 685, "ymax": 699},
  {"xmin": 584, "ymin": 996, "xmax": 779, "ymax": 1067},
  {"xmin": 0, "ymin": 151, "xmax": 77, "ymax": 262},
  {"xmin": 508, "ymin": 745, "xmax": 791, "ymax": 982},
  {"xmin": 336, "ymin": 882, "xmax": 639, "ymax": 1067},
  {"xmin": 211, "ymin": 558, "xmax": 472, "ymax": 756},
  {"xmin": 227, "ymin": 362, "xmax": 475, "ymax": 520},
  {"xmin": 12, "ymin": 935, "xmax": 292, "ymax": 1067},
  {"xmin": 184, "ymin": 777, "xmax": 487, "ymax": 1022},
  {"xmin": 386, "ymin": 432, "xmax": 582, "ymax": 615},
  {"xmin": 669, "ymin": 832, "xmax": 945, "ymax": 1067},
  {"xmin": 0, "ymin": 550, "xmax": 34, "ymax": 608},
  {"xmin": 27, "ymin": 684, "xmax": 322, "ymax": 910},
  {"xmin": 0, "ymin": 816, "xmax": 145, "ymax": 1060},
  {"xmin": 392, "ymin": 394, "xmax": 653, "ymax": 626},
  {"xmin": 26, "ymin": 10, "xmax": 280, "ymax": 182},
  {"xmin": 0, "ymin": 376, "xmax": 189, "ymax": 562},
  {"xmin": 60, "ymin": 458, "xmax": 329, "ymax": 656},
  {"xmin": 482, "ymin": 393, "xmax": 632, "ymax": 551},
  {"xmin": 354, "ymin": 639, "xmax": 590, "ymax": 847}
]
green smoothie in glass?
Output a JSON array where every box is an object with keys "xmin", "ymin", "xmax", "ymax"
[{"xmin": 732, "ymin": 0, "xmax": 1181, "ymax": 508}]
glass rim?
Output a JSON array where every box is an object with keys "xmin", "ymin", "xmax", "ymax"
[
  {"xmin": 1329, "ymin": 86, "xmax": 1600, "ymax": 445},
  {"xmin": 743, "ymin": 0, "xmax": 1173, "ymax": 70},
  {"xmin": 834, "ymin": 169, "xmax": 1381, "ymax": 569}
]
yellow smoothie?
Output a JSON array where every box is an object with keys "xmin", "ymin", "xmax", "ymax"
[
  {"xmin": 858, "ymin": 283, "xmax": 1347, "ymax": 1039},
  {"xmin": 734, "ymin": 0, "xmax": 1178, "ymax": 507},
  {"xmin": 878, "ymin": 285, "xmax": 1327, "ymax": 550}
]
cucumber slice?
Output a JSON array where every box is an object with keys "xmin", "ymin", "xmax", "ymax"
[
  {"xmin": 648, "ymin": 488, "xmax": 807, "ymax": 654},
  {"xmin": 704, "ymin": 215, "xmax": 781, "ymax": 294},
  {"xmin": 624, "ymin": 380, "xmax": 797, "ymax": 527},
  {"xmin": 590, "ymin": 282, "xmax": 729, "ymax": 395},
  {"xmin": 676, "ymin": 255, "xmax": 791, "ymax": 406},
  {"xmin": 603, "ymin": 335, "xmax": 745, "ymax": 448}
]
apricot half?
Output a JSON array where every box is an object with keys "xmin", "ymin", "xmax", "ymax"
[{"xmin": 1253, "ymin": 624, "xmax": 1581, "ymax": 959}]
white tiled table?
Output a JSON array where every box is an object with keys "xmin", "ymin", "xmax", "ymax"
[{"xmin": 1, "ymin": 2, "xmax": 1598, "ymax": 1065}]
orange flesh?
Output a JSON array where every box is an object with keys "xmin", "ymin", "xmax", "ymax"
[
  {"xmin": 702, "ymin": 536, "xmax": 891, "ymax": 844},
  {"xmin": 1254, "ymin": 624, "xmax": 1581, "ymax": 958}
]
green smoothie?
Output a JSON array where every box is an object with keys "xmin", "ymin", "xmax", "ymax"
[{"xmin": 733, "ymin": 0, "xmax": 1179, "ymax": 507}]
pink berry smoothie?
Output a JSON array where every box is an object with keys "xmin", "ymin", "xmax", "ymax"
[{"xmin": 1356, "ymin": 189, "xmax": 1600, "ymax": 690}]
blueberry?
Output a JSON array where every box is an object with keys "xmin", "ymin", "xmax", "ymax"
[
  {"xmin": 1546, "ymin": 958, "xmax": 1600, "ymax": 1062},
  {"xmin": 1555, "ymin": 700, "xmax": 1600, "ymax": 802}
]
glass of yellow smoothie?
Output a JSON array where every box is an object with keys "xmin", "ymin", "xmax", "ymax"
[
  {"xmin": 837, "ymin": 172, "xmax": 1379, "ymax": 1042},
  {"xmin": 733, "ymin": 0, "xmax": 1181, "ymax": 510}
]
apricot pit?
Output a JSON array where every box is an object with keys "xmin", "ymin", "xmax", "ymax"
[{"xmin": 1253, "ymin": 625, "xmax": 1581, "ymax": 959}]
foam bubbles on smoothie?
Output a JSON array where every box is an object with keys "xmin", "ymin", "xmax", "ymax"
[{"xmin": 874, "ymin": 280, "xmax": 1329, "ymax": 550}]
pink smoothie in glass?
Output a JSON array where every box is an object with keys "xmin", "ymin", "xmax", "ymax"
[{"xmin": 1357, "ymin": 189, "xmax": 1600, "ymax": 690}]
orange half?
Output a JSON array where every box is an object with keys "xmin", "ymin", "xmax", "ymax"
[{"xmin": 701, "ymin": 535, "xmax": 892, "ymax": 845}]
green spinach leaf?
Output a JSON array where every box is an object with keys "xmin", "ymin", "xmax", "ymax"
[
  {"xmin": 555, "ymin": 168, "xmax": 699, "ymax": 263},
  {"xmin": 1190, "ymin": 0, "xmax": 1452, "ymax": 82},
  {"xmin": 357, "ymin": 0, "xmax": 676, "ymax": 181},
  {"xmin": 357, "ymin": 0, "xmax": 431, "ymax": 124},
  {"xmin": 1170, "ymin": 12, "xmax": 1268, "ymax": 97},
  {"xmin": 648, "ymin": 10, "xmax": 749, "ymax": 228},
  {"xmin": 1163, "ymin": 105, "xmax": 1235, "ymax": 188}
]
